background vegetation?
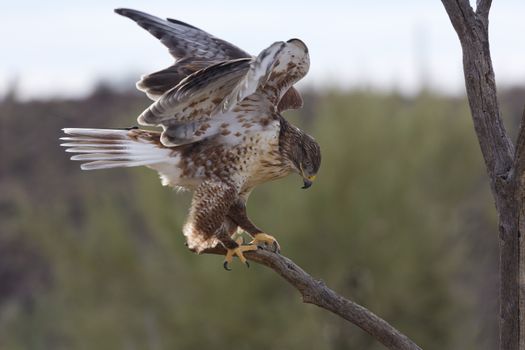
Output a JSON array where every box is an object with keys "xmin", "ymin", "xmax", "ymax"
[{"xmin": 2, "ymin": 84, "xmax": 524, "ymax": 349}]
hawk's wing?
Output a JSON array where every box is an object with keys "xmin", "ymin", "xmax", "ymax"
[
  {"xmin": 140, "ymin": 42, "xmax": 285, "ymax": 146},
  {"xmin": 115, "ymin": 8, "xmax": 248, "ymax": 100},
  {"xmin": 115, "ymin": 8, "xmax": 249, "ymax": 61},
  {"xmin": 115, "ymin": 8, "xmax": 302, "ymax": 111},
  {"xmin": 219, "ymin": 39, "xmax": 309, "ymax": 113},
  {"xmin": 137, "ymin": 40, "xmax": 308, "ymax": 147},
  {"xmin": 256, "ymin": 39, "xmax": 310, "ymax": 107}
]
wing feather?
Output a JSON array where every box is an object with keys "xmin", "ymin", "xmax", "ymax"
[
  {"xmin": 261, "ymin": 39, "xmax": 310, "ymax": 106},
  {"xmin": 115, "ymin": 8, "xmax": 250, "ymax": 100},
  {"xmin": 138, "ymin": 58, "xmax": 252, "ymax": 126},
  {"xmin": 135, "ymin": 40, "xmax": 306, "ymax": 147},
  {"xmin": 136, "ymin": 59, "xmax": 217, "ymax": 100},
  {"xmin": 278, "ymin": 86, "xmax": 304, "ymax": 111},
  {"xmin": 115, "ymin": 8, "xmax": 306, "ymax": 112},
  {"xmin": 219, "ymin": 42, "xmax": 286, "ymax": 112},
  {"xmin": 115, "ymin": 8, "xmax": 249, "ymax": 60},
  {"xmin": 135, "ymin": 42, "xmax": 288, "ymax": 147}
]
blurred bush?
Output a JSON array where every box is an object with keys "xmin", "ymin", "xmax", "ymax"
[{"xmin": 1, "ymin": 85, "xmax": 522, "ymax": 349}]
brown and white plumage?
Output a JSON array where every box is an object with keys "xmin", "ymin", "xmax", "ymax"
[
  {"xmin": 114, "ymin": 8, "xmax": 303, "ymax": 111},
  {"xmin": 61, "ymin": 9, "xmax": 321, "ymax": 267}
]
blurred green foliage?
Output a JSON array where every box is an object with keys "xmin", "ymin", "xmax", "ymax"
[{"xmin": 1, "ymin": 86, "xmax": 520, "ymax": 349}]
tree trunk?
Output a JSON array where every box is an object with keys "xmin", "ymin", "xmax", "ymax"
[{"xmin": 440, "ymin": 0, "xmax": 522, "ymax": 349}]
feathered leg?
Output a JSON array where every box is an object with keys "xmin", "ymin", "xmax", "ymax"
[
  {"xmin": 227, "ymin": 200, "xmax": 280, "ymax": 253},
  {"xmin": 183, "ymin": 181, "xmax": 256, "ymax": 270}
]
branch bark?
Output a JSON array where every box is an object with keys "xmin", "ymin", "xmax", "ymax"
[
  {"xmin": 475, "ymin": 0, "xmax": 492, "ymax": 18},
  {"xmin": 516, "ymin": 106, "xmax": 525, "ymax": 350},
  {"xmin": 197, "ymin": 246, "xmax": 422, "ymax": 350},
  {"xmin": 440, "ymin": 1, "xmax": 522, "ymax": 349}
]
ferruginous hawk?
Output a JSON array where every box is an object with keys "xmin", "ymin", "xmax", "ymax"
[{"xmin": 60, "ymin": 8, "xmax": 321, "ymax": 270}]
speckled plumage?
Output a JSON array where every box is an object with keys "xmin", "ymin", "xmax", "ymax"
[{"xmin": 61, "ymin": 9, "xmax": 321, "ymax": 254}]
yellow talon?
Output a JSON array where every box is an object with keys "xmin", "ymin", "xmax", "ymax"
[
  {"xmin": 223, "ymin": 238, "xmax": 257, "ymax": 270},
  {"xmin": 251, "ymin": 233, "xmax": 281, "ymax": 253}
]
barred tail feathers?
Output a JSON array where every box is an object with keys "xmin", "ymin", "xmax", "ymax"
[{"xmin": 61, "ymin": 128, "xmax": 174, "ymax": 170}]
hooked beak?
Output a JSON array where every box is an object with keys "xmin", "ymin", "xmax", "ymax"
[{"xmin": 301, "ymin": 175, "xmax": 316, "ymax": 189}]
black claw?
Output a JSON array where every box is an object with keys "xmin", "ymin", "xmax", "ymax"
[
  {"xmin": 223, "ymin": 261, "xmax": 232, "ymax": 271},
  {"xmin": 245, "ymin": 261, "xmax": 250, "ymax": 268}
]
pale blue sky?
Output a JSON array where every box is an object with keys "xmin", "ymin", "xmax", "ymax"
[{"xmin": 2, "ymin": 0, "xmax": 525, "ymax": 99}]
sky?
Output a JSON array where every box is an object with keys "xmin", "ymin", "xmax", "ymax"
[{"xmin": 2, "ymin": 0, "xmax": 525, "ymax": 100}]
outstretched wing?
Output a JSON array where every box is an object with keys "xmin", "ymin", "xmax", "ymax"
[
  {"xmin": 139, "ymin": 42, "xmax": 285, "ymax": 146},
  {"xmin": 115, "ymin": 8, "xmax": 249, "ymax": 100},
  {"xmin": 114, "ymin": 8, "xmax": 303, "ymax": 111},
  {"xmin": 115, "ymin": 8, "xmax": 249, "ymax": 61}
]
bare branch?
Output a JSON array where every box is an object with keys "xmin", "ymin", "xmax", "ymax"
[
  {"xmin": 441, "ymin": 0, "xmax": 514, "ymax": 194},
  {"xmin": 440, "ymin": 0, "xmax": 475, "ymax": 38},
  {"xmin": 196, "ymin": 247, "xmax": 422, "ymax": 350},
  {"xmin": 476, "ymin": 0, "xmax": 492, "ymax": 18}
]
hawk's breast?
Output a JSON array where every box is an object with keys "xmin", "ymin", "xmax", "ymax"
[
  {"xmin": 153, "ymin": 106, "xmax": 291, "ymax": 191},
  {"xmin": 240, "ymin": 120, "xmax": 291, "ymax": 190}
]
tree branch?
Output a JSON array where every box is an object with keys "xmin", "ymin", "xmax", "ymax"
[
  {"xmin": 441, "ymin": 0, "xmax": 514, "ymax": 181},
  {"xmin": 476, "ymin": 0, "xmax": 492, "ymax": 18},
  {"xmin": 440, "ymin": 0, "xmax": 474, "ymax": 38},
  {"xmin": 196, "ymin": 247, "xmax": 422, "ymax": 350}
]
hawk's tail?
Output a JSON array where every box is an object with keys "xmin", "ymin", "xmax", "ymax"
[{"xmin": 60, "ymin": 128, "xmax": 174, "ymax": 170}]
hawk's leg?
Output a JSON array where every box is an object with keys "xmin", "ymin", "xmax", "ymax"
[
  {"xmin": 216, "ymin": 231, "xmax": 257, "ymax": 270},
  {"xmin": 186, "ymin": 181, "xmax": 258, "ymax": 270},
  {"xmin": 227, "ymin": 200, "xmax": 281, "ymax": 253}
]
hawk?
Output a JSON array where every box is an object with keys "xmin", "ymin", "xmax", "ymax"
[{"xmin": 61, "ymin": 9, "xmax": 321, "ymax": 270}]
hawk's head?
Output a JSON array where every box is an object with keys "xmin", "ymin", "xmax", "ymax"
[
  {"xmin": 280, "ymin": 120, "xmax": 321, "ymax": 189},
  {"xmin": 295, "ymin": 133, "xmax": 321, "ymax": 189}
]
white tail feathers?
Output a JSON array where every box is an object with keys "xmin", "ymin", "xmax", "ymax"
[{"xmin": 61, "ymin": 128, "xmax": 173, "ymax": 170}]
